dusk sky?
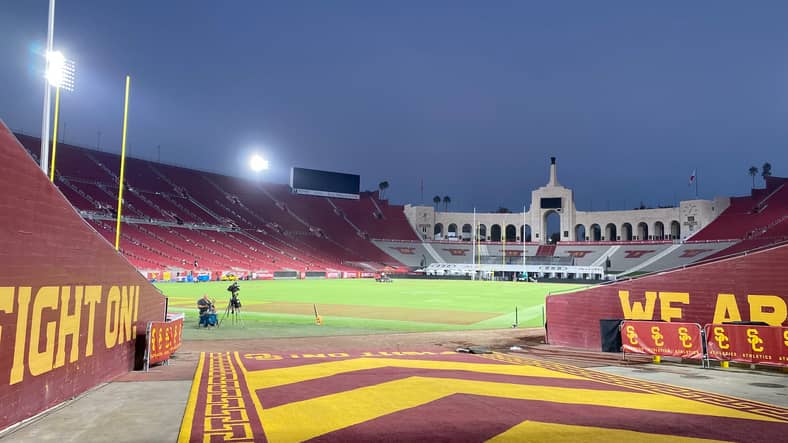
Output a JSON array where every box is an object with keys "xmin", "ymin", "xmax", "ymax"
[{"xmin": 2, "ymin": 1, "xmax": 787, "ymax": 212}]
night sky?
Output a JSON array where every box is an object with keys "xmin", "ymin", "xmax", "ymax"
[{"xmin": 2, "ymin": 1, "xmax": 787, "ymax": 212}]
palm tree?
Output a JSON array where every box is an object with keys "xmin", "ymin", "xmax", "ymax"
[
  {"xmin": 433, "ymin": 195, "xmax": 441, "ymax": 210},
  {"xmin": 762, "ymin": 162, "xmax": 772, "ymax": 184},
  {"xmin": 443, "ymin": 195, "xmax": 451, "ymax": 211},
  {"xmin": 748, "ymin": 166, "xmax": 758, "ymax": 188},
  {"xmin": 378, "ymin": 181, "xmax": 389, "ymax": 199}
]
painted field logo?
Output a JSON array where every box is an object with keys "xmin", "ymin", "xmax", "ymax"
[
  {"xmin": 714, "ymin": 327, "xmax": 730, "ymax": 349},
  {"xmin": 650, "ymin": 326, "xmax": 664, "ymax": 346},
  {"xmin": 443, "ymin": 249, "xmax": 467, "ymax": 256},
  {"xmin": 566, "ymin": 251, "xmax": 592, "ymax": 258},
  {"xmin": 747, "ymin": 329, "xmax": 764, "ymax": 352},
  {"xmin": 623, "ymin": 250, "xmax": 655, "ymax": 259},
  {"xmin": 678, "ymin": 327, "xmax": 693, "ymax": 348},
  {"xmin": 390, "ymin": 247, "xmax": 416, "ymax": 255},
  {"xmin": 680, "ymin": 249, "xmax": 712, "ymax": 258}
]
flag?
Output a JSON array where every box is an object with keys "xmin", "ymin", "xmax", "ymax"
[{"xmin": 688, "ymin": 169, "xmax": 696, "ymax": 186}]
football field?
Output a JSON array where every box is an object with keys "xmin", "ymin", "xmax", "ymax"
[{"xmin": 157, "ymin": 279, "xmax": 589, "ymax": 340}]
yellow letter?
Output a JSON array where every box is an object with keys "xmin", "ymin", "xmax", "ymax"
[
  {"xmin": 659, "ymin": 292, "xmax": 689, "ymax": 322},
  {"xmin": 83, "ymin": 286, "xmax": 101, "ymax": 357},
  {"xmin": 10, "ymin": 287, "xmax": 31, "ymax": 384},
  {"xmin": 618, "ymin": 290, "xmax": 657, "ymax": 320},
  {"xmin": 54, "ymin": 286, "xmax": 83, "ymax": 368},
  {"xmin": 748, "ymin": 295, "xmax": 787, "ymax": 326},
  {"xmin": 0, "ymin": 287, "xmax": 13, "ymax": 348},
  {"xmin": 29, "ymin": 286, "xmax": 59, "ymax": 376},
  {"xmin": 713, "ymin": 294, "xmax": 742, "ymax": 324},
  {"xmin": 713, "ymin": 327, "xmax": 729, "ymax": 350},
  {"xmin": 105, "ymin": 286, "xmax": 120, "ymax": 349},
  {"xmin": 119, "ymin": 286, "xmax": 133, "ymax": 344}
]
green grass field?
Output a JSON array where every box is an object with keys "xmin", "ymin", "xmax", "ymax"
[{"xmin": 156, "ymin": 279, "xmax": 589, "ymax": 340}]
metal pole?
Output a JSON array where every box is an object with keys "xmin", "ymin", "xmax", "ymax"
[
  {"xmin": 472, "ymin": 207, "xmax": 476, "ymax": 280},
  {"xmin": 40, "ymin": 0, "xmax": 56, "ymax": 174},
  {"xmin": 115, "ymin": 75, "xmax": 131, "ymax": 251},
  {"xmin": 49, "ymin": 87, "xmax": 61, "ymax": 182}
]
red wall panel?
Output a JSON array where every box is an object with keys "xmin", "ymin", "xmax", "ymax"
[
  {"xmin": 546, "ymin": 243, "xmax": 788, "ymax": 349},
  {"xmin": 0, "ymin": 123, "xmax": 165, "ymax": 430}
]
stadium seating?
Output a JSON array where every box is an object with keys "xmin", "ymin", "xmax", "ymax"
[
  {"xmin": 15, "ymin": 134, "xmax": 413, "ymax": 274},
  {"xmin": 14, "ymin": 132, "xmax": 786, "ymax": 278},
  {"xmin": 690, "ymin": 177, "xmax": 788, "ymax": 242}
]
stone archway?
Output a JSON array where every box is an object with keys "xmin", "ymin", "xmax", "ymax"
[
  {"xmin": 434, "ymin": 223, "xmax": 444, "ymax": 239},
  {"xmin": 637, "ymin": 222, "xmax": 649, "ymax": 240},
  {"xmin": 505, "ymin": 225, "xmax": 517, "ymax": 242},
  {"xmin": 654, "ymin": 221, "xmax": 665, "ymax": 240},
  {"xmin": 478, "ymin": 224, "xmax": 487, "ymax": 241},
  {"xmin": 543, "ymin": 210, "xmax": 561, "ymax": 244},
  {"xmin": 605, "ymin": 223, "xmax": 617, "ymax": 241},
  {"xmin": 621, "ymin": 223, "xmax": 633, "ymax": 241},
  {"xmin": 448, "ymin": 223, "xmax": 458, "ymax": 239},
  {"xmin": 590, "ymin": 224, "xmax": 602, "ymax": 241},
  {"xmin": 520, "ymin": 224, "xmax": 532, "ymax": 242},
  {"xmin": 490, "ymin": 224, "xmax": 502, "ymax": 242},
  {"xmin": 462, "ymin": 223, "xmax": 472, "ymax": 241},
  {"xmin": 575, "ymin": 224, "xmax": 586, "ymax": 241},
  {"xmin": 670, "ymin": 221, "xmax": 681, "ymax": 239}
]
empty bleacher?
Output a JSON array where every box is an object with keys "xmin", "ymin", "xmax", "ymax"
[{"xmin": 16, "ymin": 134, "xmax": 417, "ymax": 274}]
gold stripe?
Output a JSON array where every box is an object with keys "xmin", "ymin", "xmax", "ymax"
[
  {"xmin": 485, "ymin": 420, "xmax": 725, "ymax": 443},
  {"xmin": 177, "ymin": 351, "xmax": 205, "ymax": 443}
]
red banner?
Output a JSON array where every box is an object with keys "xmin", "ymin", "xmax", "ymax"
[
  {"xmin": 705, "ymin": 324, "xmax": 788, "ymax": 367},
  {"xmin": 146, "ymin": 317, "xmax": 184, "ymax": 369},
  {"xmin": 621, "ymin": 321, "xmax": 704, "ymax": 359}
]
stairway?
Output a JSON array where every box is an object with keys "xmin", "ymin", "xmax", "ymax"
[{"xmin": 535, "ymin": 245, "xmax": 556, "ymax": 256}]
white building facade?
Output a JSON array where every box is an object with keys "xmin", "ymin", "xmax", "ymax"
[{"xmin": 404, "ymin": 158, "xmax": 729, "ymax": 244}]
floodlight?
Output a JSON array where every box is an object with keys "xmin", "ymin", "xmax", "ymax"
[
  {"xmin": 45, "ymin": 50, "xmax": 75, "ymax": 91},
  {"xmin": 250, "ymin": 154, "xmax": 269, "ymax": 172}
]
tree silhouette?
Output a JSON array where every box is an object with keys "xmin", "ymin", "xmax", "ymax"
[
  {"xmin": 433, "ymin": 195, "xmax": 441, "ymax": 209},
  {"xmin": 748, "ymin": 166, "xmax": 758, "ymax": 188},
  {"xmin": 378, "ymin": 181, "xmax": 389, "ymax": 199},
  {"xmin": 443, "ymin": 195, "xmax": 451, "ymax": 211},
  {"xmin": 761, "ymin": 162, "xmax": 772, "ymax": 184}
]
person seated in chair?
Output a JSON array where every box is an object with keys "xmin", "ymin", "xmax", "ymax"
[{"xmin": 197, "ymin": 294, "xmax": 217, "ymax": 327}]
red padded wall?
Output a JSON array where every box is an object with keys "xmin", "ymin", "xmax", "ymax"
[
  {"xmin": 0, "ymin": 123, "xmax": 165, "ymax": 430},
  {"xmin": 546, "ymin": 243, "xmax": 788, "ymax": 349}
]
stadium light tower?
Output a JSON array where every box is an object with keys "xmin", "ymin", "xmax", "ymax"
[
  {"xmin": 39, "ymin": 0, "xmax": 57, "ymax": 174},
  {"xmin": 250, "ymin": 154, "xmax": 269, "ymax": 172}
]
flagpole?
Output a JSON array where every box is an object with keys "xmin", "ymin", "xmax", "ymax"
[
  {"xmin": 522, "ymin": 205, "xmax": 526, "ymax": 272},
  {"xmin": 472, "ymin": 207, "xmax": 476, "ymax": 280},
  {"xmin": 695, "ymin": 169, "xmax": 699, "ymax": 198}
]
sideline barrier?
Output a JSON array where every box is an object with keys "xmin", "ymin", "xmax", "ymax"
[
  {"xmin": 621, "ymin": 321, "xmax": 704, "ymax": 361},
  {"xmin": 704, "ymin": 324, "xmax": 788, "ymax": 367},
  {"xmin": 144, "ymin": 314, "xmax": 184, "ymax": 371}
]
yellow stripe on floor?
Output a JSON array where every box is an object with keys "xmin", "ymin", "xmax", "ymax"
[
  {"xmin": 485, "ymin": 420, "xmax": 725, "ymax": 443},
  {"xmin": 258, "ymin": 376, "xmax": 779, "ymax": 443}
]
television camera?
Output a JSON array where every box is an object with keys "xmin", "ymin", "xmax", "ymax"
[{"xmin": 221, "ymin": 282, "xmax": 243, "ymax": 325}]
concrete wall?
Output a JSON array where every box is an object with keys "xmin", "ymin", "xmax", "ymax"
[
  {"xmin": 0, "ymin": 123, "xmax": 166, "ymax": 430},
  {"xmin": 545, "ymin": 243, "xmax": 788, "ymax": 349}
]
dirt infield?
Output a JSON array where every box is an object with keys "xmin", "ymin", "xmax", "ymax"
[
  {"xmin": 178, "ymin": 347, "xmax": 788, "ymax": 442},
  {"xmin": 248, "ymin": 301, "xmax": 499, "ymax": 325}
]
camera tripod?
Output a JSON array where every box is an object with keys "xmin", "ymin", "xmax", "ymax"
[{"xmin": 219, "ymin": 295, "xmax": 243, "ymax": 326}]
